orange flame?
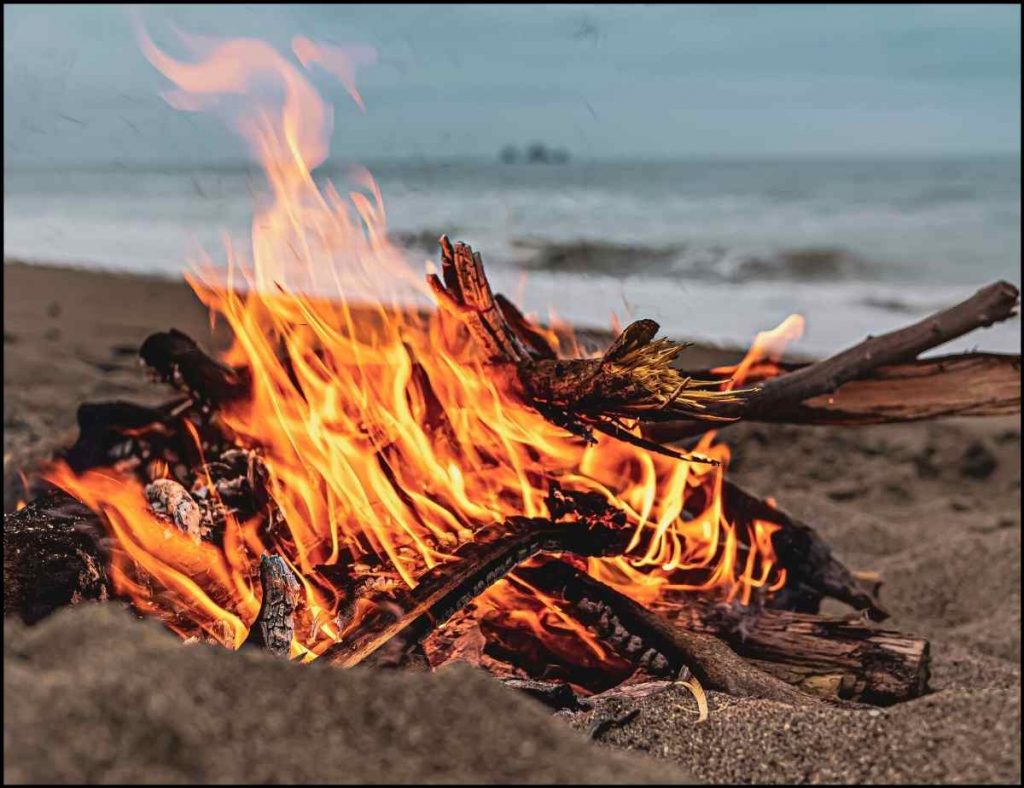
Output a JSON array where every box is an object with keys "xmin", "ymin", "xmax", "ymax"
[
  {"xmin": 715, "ymin": 313, "xmax": 805, "ymax": 387},
  {"xmin": 46, "ymin": 28, "xmax": 802, "ymax": 664}
]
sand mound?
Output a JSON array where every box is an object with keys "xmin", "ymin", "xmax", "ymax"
[{"xmin": 3, "ymin": 604, "xmax": 690, "ymax": 785}]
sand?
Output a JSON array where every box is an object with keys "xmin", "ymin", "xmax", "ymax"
[
  {"xmin": 4, "ymin": 605, "xmax": 690, "ymax": 784},
  {"xmin": 3, "ymin": 260, "xmax": 1021, "ymax": 784}
]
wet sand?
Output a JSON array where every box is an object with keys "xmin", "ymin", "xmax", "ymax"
[{"xmin": 3, "ymin": 260, "xmax": 1020, "ymax": 783}]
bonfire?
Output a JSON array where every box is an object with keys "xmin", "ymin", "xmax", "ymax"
[{"xmin": 5, "ymin": 30, "xmax": 1019, "ymax": 713}]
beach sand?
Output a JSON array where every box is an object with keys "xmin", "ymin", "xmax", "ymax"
[{"xmin": 3, "ymin": 260, "xmax": 1020, "ymax": 783}]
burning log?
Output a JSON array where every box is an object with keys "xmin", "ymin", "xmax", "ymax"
[
  {"xmin": 426, "ymin": 237, "xmax": 747, "ymax": 460},
  {"xmin": 646, "ymin": 290, "xmax": 1020, "ymax": 442},
  {"xmin": 322, "ymin": 511, "xmax": 631, "ymax": 669},
  {"xmin": 643, "ymin": 354, "xmax": 1021, "ymax": 446},
  {"xmin": 682, "ymin": 353, "xmax": 1020, "ymax": 427},
  {"xmin": 428, "ymin": 237, "xmax": 1018, "ymax": 434},
  {"xmin": 137, "ymin": 277, "xmax": 1018, "ymax": 449},
  {"xmin": 654, "ymin": 599, "xmax": 930, "ymax": 705},
  {"xmin": 717, "ymin": 480, "xmax": 886, "ymax": 619},
  {"xmin": 521, "ymin": 560, "xmax": 825, "ymax": 707},
  {"xmin": 2, "ymin": 491, "xmax": 112, "ymax": 624},
  {"xmin": 742, "ymin": 280, "xmax": 1019, "ymax": 417},
  {"xmin": 242, "ymin": 554, "xmax": 301, "ymax": 658}
]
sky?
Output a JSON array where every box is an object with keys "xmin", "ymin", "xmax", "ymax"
[{"xmin": 3, "ymin": 4, "xmax": 1021, "ymax": 166}]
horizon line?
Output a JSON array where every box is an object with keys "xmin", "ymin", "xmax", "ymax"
[{"xmin": 5, "ymin": 150, "xmax": 1021, "ymax": 173}]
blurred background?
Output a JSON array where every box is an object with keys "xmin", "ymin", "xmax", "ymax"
[{"xmin": 4, "ymin": 4, "xmax": 1020, "ymax": 353}]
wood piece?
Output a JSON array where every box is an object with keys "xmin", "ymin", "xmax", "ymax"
[
  {"xmin": 567, "ymin": 586, "xmax": 675, "ymax": 678},
  {"xmin": 757, "ymin": 352, "xmax": 1021, "ymax": 425},
  {"xmin": 524, "ymin": 560, "xmax": 825, "ymax": 706},
  {"xmin": 644, "ymin": 352, "xmax": 1021, "ymax": 441},
  {"xmin": 644, "ymin": 281, "xmax": 1019, "ymax": 441},
  {"xmin": 655, "ymin": 599, "xmax": 930, "ymax": 704},
  {"xmin": 242, "ymin": 554, "xmax": 301, "ymax": 657},
  {"xmin": 145, "ymin": 478, "xmax": 206, "ymax": 543},
  {"xmin": 139, "ymin": 329, "xmax": 250, "ymax": 405},
  {"xmin": 501, "ymin": 678, "xmax": 590, "ymax": 711},
  {"xmin": 321, "ymin": 512, "xmax": 631, "ymax": 669},
  {"xmin": 716, "ymin": 479, "xmax": 887, "ymax": 619},
  {"xmin": 427, "ymin": 238, "xmax": 750, "ymax": 433},
  {"xmin": 747, "ymin": 280, "xmax": 1019, "ymax": 415},
  {"xmin": 2, "ymin": 490, "xmax": 112, "ymax": 624},
  {"xmin": 428, "ymin": 235, "xmax": 534, "ymax": 364},
  {"xmin": 62, "ymin": 399, "xmax": 186, "ymax": 474},
  {"xmin": 429, "ymin": 239, "xmax": 1017, "ymax": 431}
]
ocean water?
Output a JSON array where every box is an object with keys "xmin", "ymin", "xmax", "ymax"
[{"xmin": 4, "ymin": 157, "xmax": 1020, "ymax": 355}]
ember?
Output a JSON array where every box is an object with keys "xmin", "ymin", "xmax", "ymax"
[{"xmin": 6, "ymin": 27, "xmax": 1018, "ymax": 710}]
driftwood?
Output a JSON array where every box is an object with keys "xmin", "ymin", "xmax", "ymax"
[
  {"xmin": 646, "ymin": 290, "xmax": 1019, "ymax": 443},
  {"xmin": 743, "ymin": 280, "xmax": 1019, "ymax": 416},
  {"xmin": 427, "ymin": 238, "xmax": 1017, "ymax": 427},
  {"xmin": 748, "ymin": 353, "xmax": 1017, "ymax": 425},
  {"xmin": 645, "ymin": 352, "xmax": 1020, "ymax": 443},
  {"xmin": 241, "ymin": 554, "xmax": 301, "ymax": 657},
  {"xmin": 322, "ymin": 510, "xmax": 631, "ymax": 669},
  {"xmin": 522, "ymin": 559, "xmax": 825, "ymax": 707},
  {"xmin": 654, "ymin": 598, "xmax": 929, "ymax": 704}
]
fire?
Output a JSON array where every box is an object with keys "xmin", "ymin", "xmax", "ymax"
[{"xmin": 45, "ymin": 28, "xmax": 801, "ymax": 665}]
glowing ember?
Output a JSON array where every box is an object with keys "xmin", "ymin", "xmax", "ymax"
[{"xmin": 45, "ymin": 27, "xmax": 801, "ymax": 665}]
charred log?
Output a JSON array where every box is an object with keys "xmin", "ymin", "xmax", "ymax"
[
  {"xmin": 62, "ymin": 399, "xmax": 186, "ymax": 474},
  {"xmin": 2, "ymin": 490, "xmax": 113, "ymax": 624},
  {"xmin": 717, "ymin": 480, "xmax": 886, "ymax": 619},
  {"xmin": 139, "ymin": 329, "xmax": 249, "ymax": 406},
  {"xmin": 145, "ymin": 478, "xmax": 207, "ymax": 543},
  {"xmin": 322, "ymin": 509, "xmax": 631, "ymax": 669},
  {"xmin": 523, "ymin": 560, "xmax": 824, "ymax": 707},
  {"xmin": 241, "ymin": 554, "xmax": 301, "ymax": 657}
]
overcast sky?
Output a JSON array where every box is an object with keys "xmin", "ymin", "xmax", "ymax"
[{"xmin": 4, "ymin": 4, "xmax": 1020, "ymax": 166}]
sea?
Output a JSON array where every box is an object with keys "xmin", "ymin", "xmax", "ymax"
[{"xmin": 4, "ymin": 156, "xmax": 1020, "ymax": 355}]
